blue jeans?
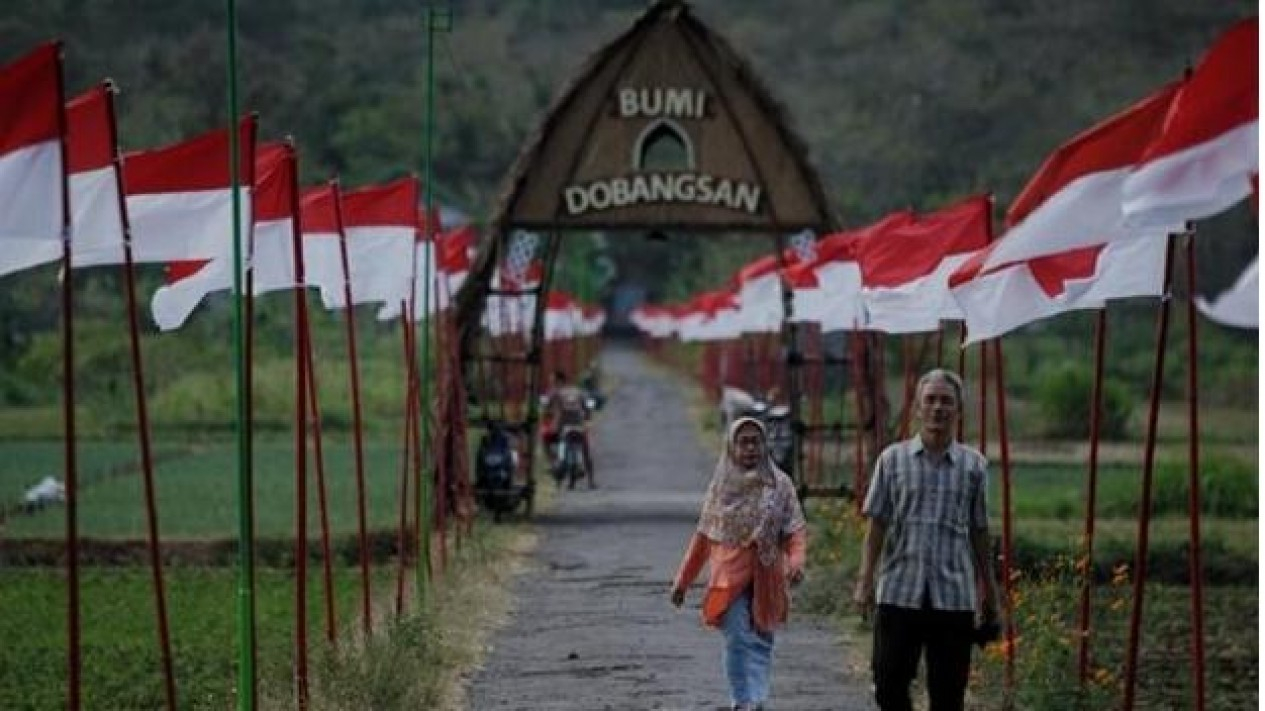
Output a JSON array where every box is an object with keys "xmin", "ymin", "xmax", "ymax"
[{"xmin": 721, "ymin": 590, "xmax": 775, "ymax": 706}]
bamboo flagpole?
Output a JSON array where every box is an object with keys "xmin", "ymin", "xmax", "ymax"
[
  {"xmin": 223, "ymin": 0, "xmax": 256, "ymax": 705},
  {"xmin": 50, "ymin": 41, "xmax": 81, "ymax": 711},
  {"xmin": 1076, "ymin": 310, "xmax": 1108, "ymax": 687},
  {"xmin": 281, "ymin": 141, "xmax": 311, "ymax": 708},
  {"xmin": 104, "ymin": 80, "xmax": 177, "ymax": 710},
  {"xmin": 1183, "ymin": 233, "xmax": 1206, "ymax": 711},
  {"xmin": 332, "ymin": 178, "xmax": 374, "ymax": 639},
  {"xmin": 1121, "ymin": 234, "xmax": 1177, "ymax": 711}
]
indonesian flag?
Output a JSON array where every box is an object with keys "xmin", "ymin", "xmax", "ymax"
[
  {"xmin": 805, "ymin": 212, "xmax": 913, "ymax": 333},
  {"xmin": 150, "ymin": 142, "xmax": 297, "ymax": 330},
  {"xmin": 319, "ymin": 177, "xmax": 419, "ymax": 310},
  {"xmin": 735, "ymin": 255, "xmax": 783, "ymax": 334},
  {"xmin": 74, "ymin": 118, "xmax": 256, "ymax": 268},
  {"xmin": 544, "ymin": 290, "xmax": 580, "ymax": 341},
  {"xmin": 678, "ymin": 290, "xmax": 740, "ymax": 342},
  {"xmin": 1123, "ymin": 18, "xmax": 1258, "ymax": 228},
  {"xmin": 1195, "ymin": 255, "xmax": 1258, "ymax": 329},
  {"xmin": 980, "ymin": 84, "xmax": 1183, "ymax": 271},
  {"xmin": 859, "ymin": 195, "xmax": 992, "ymax": 333},
  {"xmin": 0, "ymin": 43, "xmax": 64, "ymax": 272},
  {"xmin": 950, "ymin": 235, "xmax": 1167, "ymax": 344},
  {"xmin": 783, "ymin": 260, "xmax": 822, "ymax": 325},
  {"xmin": 377, "ymin": 213, "xmax": 471, "ymax": 322},
  {"xmin": 299, "ymin": 183, "xmax": 343, "ymax": 298},
  {"xmin": 3, "ymin": 80, "xmax": 122, "ymax": 277}
]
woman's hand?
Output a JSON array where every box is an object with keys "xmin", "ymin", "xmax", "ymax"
[
  {"xmin": 787, "ymin": 567, "xmax": 805, "ymax": 586},
  {"xmin": 669, "ymin": 585, "xmax": 686, "ymax": 608}
]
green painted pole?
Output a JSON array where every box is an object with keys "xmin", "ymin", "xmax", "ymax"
[
  {"xmin": 225, "ymin": 1, "xmax": 254, "ymax": 708},
  {"xmin": 417, "ymin": 2, "xmax": 450, "ymax": 605}
]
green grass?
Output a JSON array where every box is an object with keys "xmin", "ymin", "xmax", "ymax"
[
  {"xmin": 0, "ymin": 440, "xmax": 187, "ymax": 512},
  {"xmin": 3, "ymin": 437, "xmax": 417, "ymax": 539},
  {"xmin": 0, "ymin": 566, "xmax": 381, "ymax": 711}
]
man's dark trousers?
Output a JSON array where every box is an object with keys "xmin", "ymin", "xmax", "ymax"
[{"xmin": 872, "ymin": 601, "xmax": 975, "ymax": 711}]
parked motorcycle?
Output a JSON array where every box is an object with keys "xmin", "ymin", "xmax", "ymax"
[{"xmin": 474, "ymin": 420, "xmax": 525, "ymax": 521}]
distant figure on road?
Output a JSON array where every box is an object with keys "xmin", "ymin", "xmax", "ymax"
[
  {"xmin": 671, "ymin": 416, "xmax": 807, "ymax": 711},
  {"xmin": 853, "ymin": 368, "xmax": 1001, "ymax": 711},
  {"xmin": 542, "ymin": 369, "xmax": 596, "ymax": 485}
]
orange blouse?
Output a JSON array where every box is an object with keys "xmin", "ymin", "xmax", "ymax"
[{"xmin": 673, "ymin": 529, "xmax": 808, "ymax": 633}]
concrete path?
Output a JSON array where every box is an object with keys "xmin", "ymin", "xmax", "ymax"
[{"xmin": 469, "ymin": 344, "xmax": 874, "ymax": 710}]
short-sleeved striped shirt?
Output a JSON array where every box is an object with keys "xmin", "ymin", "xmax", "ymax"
[{"xmin": 862, "ymin": 435, "xmax": 989, "ymax": 612}]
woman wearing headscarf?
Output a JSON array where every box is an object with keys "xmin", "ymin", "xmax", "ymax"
[{"xmin": 670, "ymin": 416, "xmax": 808, "ymax": 711}]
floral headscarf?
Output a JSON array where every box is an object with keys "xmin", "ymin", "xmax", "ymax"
[{"xmin": 697, "ymin": 416, "xmax": 806, "ymax": 567}]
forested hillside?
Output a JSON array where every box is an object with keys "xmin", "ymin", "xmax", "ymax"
[{"xmin": 0, "ymin": 0, "xmax": 1256, "ymax": 410}]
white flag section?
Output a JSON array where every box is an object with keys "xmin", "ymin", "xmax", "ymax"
[
  {"xmin": 862, "ymin": 253, "xmax": 975, "ymax": 334},
  {"xmin": 951, "ymin": 235, "xmax": 1167, "ymax": 345},
  {"xmin": 1123, "ymin": 18, "xmax": 1258, "ymax": 228},
  {"xmin": 150, "ymin": 143, "xmax": 297, "ymax": 331},
  {"xmin": 816, "ymin": 262, "xmax": 864, "ymax": 332},
  {"xmin": 1195, "ymin": 257, "xmax": 1258, "ymax": 329},
  {"xmin": 0, "ymin": 44, "xmax": 64, "ymax": 275},
  {"xmin": 1, "ymin": 165, "xmax": 121, "ymax": 277},
  {"xmin": 320, "ymin": 225, "xmax": 415, "ymax": 309}
]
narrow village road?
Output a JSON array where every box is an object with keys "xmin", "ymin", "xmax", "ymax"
[{"xmin": 469, "ymin": 344, "xmax": 874, "ymax": 710}]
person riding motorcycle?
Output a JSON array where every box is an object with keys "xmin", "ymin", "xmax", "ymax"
[{"xmin": 542, "ymin": 370, "xmax": 596, "ymax": 486}]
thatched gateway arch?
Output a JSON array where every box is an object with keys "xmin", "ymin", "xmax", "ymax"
[{"xmin": 455, "ymin": 0, "xmax": 880, "ymax": 505}]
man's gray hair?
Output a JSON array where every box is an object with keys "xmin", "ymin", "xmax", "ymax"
[{"xmin": 916, "ymin": 368, "xmax": 965, "ymax": 407}]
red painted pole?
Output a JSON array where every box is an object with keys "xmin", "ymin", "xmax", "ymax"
[
  {"xmin": 283, "ymin": 145, "xmax": 310, "ymax": 708},
  {"xmin": 333, "ymin": 181, "xmax": 373, "ymax": 639},
  {"xmin": 302, "ymin": 311, "xmax": 336, "ymax": 645},
  {"xmin": 52, "ymin": 44, "xmax": 80, "ymax": 711},
  {"xmin": 1076, "ymin": 310, "xmax": 1108, "ymax": 687},
  {"xmin": 1183, "ymin": 235, "xmax": 1206, "ymax": 711},
  {"xmin": 395, "ymin": 314, "xmax": 414, "ymax": 617},
  {"xmin": 1122, "ymin": 235, "xmax": 1176, "ymax": 711},
  {"xmin": 992, "ymin": 340, "xmax": 1016, "ymax": 694},
  {"xmin": 956, "ymin": 323, "xmax": 966, "ymax": 442},
  {"xmin": 105, "ymin": 81, "xmax": 177, "ymax": 710}
]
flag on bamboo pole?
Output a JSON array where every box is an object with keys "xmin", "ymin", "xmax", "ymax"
[
  {"xmin": 0, "ymin": 43, "xmax": 64, "ymax": 275},
  {"xmin": 298, "ymin": 182, "xmax": 343, "ymax": 298},
  {"xmin": 735, "ymin": 254, "xmax": 783, "ymax": 334},
  {"xmin": 796, "ymin": 211, "xmax": 915, "ymax": 333},
  {"xmin": 858, "ymin": 195, "xmax": 992, "ymax": 333},
  {"xmin": 3, "ymin": 81, "xmax": 121, "ymax": 276},
  {"xmin": 378, "ymin": 222, "xmax": 477, "ymax": 322},
  {"xmin": 949, "ymin": 235, "xmax": 1167, "ymax": 344},
  {"xmin": 72, "ymin": 117, "xmax": 256, "ymax": 268},
  {"xmin": 1195, "ymin": 255, "xmax": 1258, "ymax": 329},
  {"xmin": 150, "ymin": 142, "xmax": 296, "ymax": 330},
  {"xmin": 320, "ymin": 176, "xmax": 419, "ymax": 310},
  {"xmin": 1123, "ymin": 18, "xmax": 1258, "ymax": 228},
  {"xmin": 980, "ymin": 84, "xmax": 1184, "ymax": 271}
]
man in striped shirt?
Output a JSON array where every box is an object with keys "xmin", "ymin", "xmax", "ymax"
[{"xmin": 853, "ymin": 369, "xmax": 1001, "ymax": 711}]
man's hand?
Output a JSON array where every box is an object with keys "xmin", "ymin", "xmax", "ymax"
[
  {"xmin": 670, "ymin": 586, "xmax": 686, "ymax": 608},
  {"xmin": 852, "ymin": 578, "xmax": 874, "ymax": 619}
]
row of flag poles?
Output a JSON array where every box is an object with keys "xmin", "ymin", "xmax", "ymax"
[
  {"xmin": 634, "ymin": 16, "xmax": 1255, "ymax": 711},
  {"xmin": 0, "ymin": 35, "xmax": 610, "ymax": 711}
]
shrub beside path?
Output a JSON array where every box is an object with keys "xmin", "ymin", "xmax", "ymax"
[{"xmin": 467, "ymin": 344, "xmax": 873, "ymax": 710}]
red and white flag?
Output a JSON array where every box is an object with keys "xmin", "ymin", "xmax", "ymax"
[
  {"xmin": 150, "ymin": 142, "xmax": 297, "ymax": 330},
  {"xmin": 1195, "ymin": 255, "xmax": 1257, "ymax": 329},
  {"xmin": 735, "ymin": 254, "xmax": 783, "ymax": 334},
  {"xmin": 0, "ymin": 43, "xmax": 64, "ymax": 274},
  {"xmin": 319, "ymin": 177, "xmax": 419, "ymax": 310},
  {"xmin": 76, "ymin": 118, "xmax": 256, "ymax": 268},
  {"xmin": 1124, "ymin": 18, "xmax": 1258, "ymax": 228},
  {"xmin": 808, "ymin": 212, "xmax": 913, "ymax": 333},
  {"xmin": 950, "ymin": 235, "xmax": 1167, "ymax": 344},
  {"xmin": 299, "ymin": 182, "xmax": 343, "ymax": 300},
  {"xmin": 981, "ymin": 84, "xmax": 1183, "ymax": 271},
  {"xmin": 858, "ymin": 196, "xmax": 991, "ymax": 333}
]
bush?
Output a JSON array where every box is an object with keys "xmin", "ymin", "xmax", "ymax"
[
  {"xmin": 1098, "ymin": 453, "xmax": 1257, "ymax": 519},
  {"xmin": 1035, "ymin": 363, "xmax": 1132, "ymax": 439}
]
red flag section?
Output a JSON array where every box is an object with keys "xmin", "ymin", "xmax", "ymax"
[{"xmin": 1123, "ymin": 18, "xmax": 1259, "ymax": 227}]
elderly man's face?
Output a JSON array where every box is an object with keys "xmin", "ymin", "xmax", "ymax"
[
  {"xmin": 733, "ymin": 423, "xmax": 764, "ymax": 470},
  {"xmin": 917, "ymin": 378, "xmax": 960, "ymax": 441}
]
